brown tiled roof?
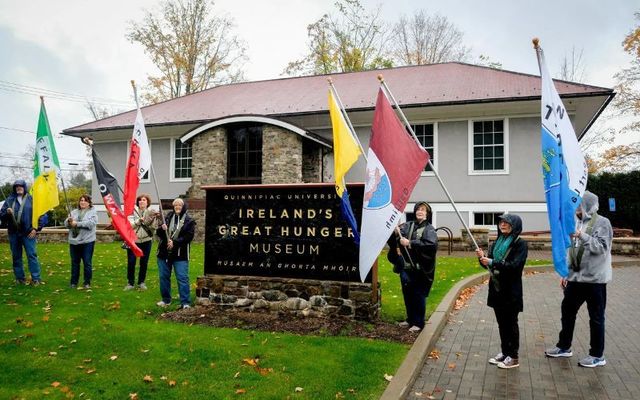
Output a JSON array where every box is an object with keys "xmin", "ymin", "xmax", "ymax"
[{"xmin": 63, "ymin": 62, "xmax": 612, "ymax": 134}]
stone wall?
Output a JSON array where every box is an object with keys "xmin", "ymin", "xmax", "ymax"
[
  {"xmin": 302, "ymin": 141, "xmax": 322, "ymax": 183},
  {"xmin": 262, "ymin": 125, "xmax": 302, "ymax": 184},
  {"xmin": 188, "ymin": 127, "xmax": 227, "ymax": 200},
  {"xmin": 195, "ymin": 275, "xmax": 381, "ymax": 321}
]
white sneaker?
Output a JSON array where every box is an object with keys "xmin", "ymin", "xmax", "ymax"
[
  {"xmin": 124, "ymin": 284, "xmax": 135, "ymax": 291},
  {"xmin": 156, "ymin": 301, "xmax": 170, "ymax": 307},
  {"xmin": 397, "ymin": 321, "xmax": 410, "ymax": 328},
  {"xmin": 138, "ymin": 283, "xmax": 148, "ymax": 290},
  {"xmin": 180, "ymin": 304, "xmax": 191, "ymax": 310},
  {"xmin": 408, "ymin": 326, "xmax": 422, "ymax": 333}
]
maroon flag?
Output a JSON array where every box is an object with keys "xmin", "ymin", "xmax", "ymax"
[
  {"xmin": 358, "ymin": 88, "xmax": 429, "ymax": 281},
  {"xmin": 123, "ymin": 108, "xmax": 151, "ymax": 216},
  {"xmin": 92, "ymin": 149, "xmax": 143, "ymax": 257}
]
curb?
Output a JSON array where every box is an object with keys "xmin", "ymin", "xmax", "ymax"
[{"xmin": 379, "ymin": 260, "xmax": 640, "ymax": 400}]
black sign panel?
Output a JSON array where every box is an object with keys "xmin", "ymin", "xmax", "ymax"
[{"xmin": 204, "ymin": 184, "xmax": 368, "ymax": 282}]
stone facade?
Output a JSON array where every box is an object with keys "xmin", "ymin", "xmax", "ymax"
[
  {"xmin": 302, "ymin": 140, "xmax": 322, "ymax": 183},
  {"xmin": 195, "ymin": 275, "xmax": 381, "ymax": 321},
  {"xmin": 188, "ymin": 127, "xmax": 227, "ymax": 200},
  {"xmin": 262, "ymin": 125, "xmax": 303, "ymax": 184}
]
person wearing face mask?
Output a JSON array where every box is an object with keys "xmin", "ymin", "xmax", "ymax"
[
  {"xmin": 476, "ymin": 214, "xmax": 528, "ymax": 369},
  {"xmin": 545, "ymin": 191, "xmax": 613, "ymax": 368},
  {"xmin": 155, "ymin": 198, "xmax": 196, "ymax": 310},
  {"xmin": 387, "ymin": 201, "xmax": 438, "ymax": 333},
  {"xmin": 0, "ymin": 179, "xmax": 48, "ymax": 285}
]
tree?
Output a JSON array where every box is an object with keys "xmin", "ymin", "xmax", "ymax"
[
  {"xmin": 558, "ymin": 46, "xmax": 587, "ymax": 82},
  {"xmin": 283, "ymin": 0, "xmax": 392, "ymax": 76},
  {"xmin": 127, "ymin": 0, "xmax": 247, "ymax": 103},
  {"xmin": 600, "ymin": 12, "xmax": 640, "ymax": 170},
  {"xmin": 391, "ymin": 10, "xmax": 471, "ymax": 66},
  {"xmin": 68, "ymin": 172, "xmax": 92, "ymax": 193}
]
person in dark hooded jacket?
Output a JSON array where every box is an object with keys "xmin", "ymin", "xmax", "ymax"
[
  {"xmin": 0, "ymin": 179, "xmax": 48, "ymax": 285},
  {"xmin": 476, "ymin": 214, "xmax": 528, "ymax": 369},
  {"xmin": 155, "ymin": 198, "xmax": 195, "ymax": 309},
  {"xmin": 387, "ymin": 201, "xmax": 438, "ymax": 332}
]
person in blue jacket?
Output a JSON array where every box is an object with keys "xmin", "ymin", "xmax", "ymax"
[{"xmin": 0, "ymin": 179, "xmax": 48, "ymax": 285}]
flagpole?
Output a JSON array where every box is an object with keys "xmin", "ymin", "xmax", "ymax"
[
  {"xmin": 39, "ymin": 96, "xmax": 72, "ymax": 218},
  {"xmin": 532, "ymin": 38, "xmax": 543, "ymax": 74},
  {"xmin": 377, "ymin": 75, "xmax": 480, "ymax": 251},
  {"xmin": 327, "ymin": 78, "xmax": 368, "ymax": 163},
  {"xmin": 131, "ymin": 80, "xmax": 164, "ymax": 217}
]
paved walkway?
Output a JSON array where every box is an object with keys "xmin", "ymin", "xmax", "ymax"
[{"xmin": 406, "ymin": 265, "xmax": 640, "ymax": 399}]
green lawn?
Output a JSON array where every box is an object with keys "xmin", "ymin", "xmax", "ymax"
[{"xmin": 0, "ymin": 242, "xmax": 549, "ymax": 399}]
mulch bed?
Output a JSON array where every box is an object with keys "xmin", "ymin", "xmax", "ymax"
[{"xmin": 161, "ymin": 305, "xmax": 418, "ymax": 344}]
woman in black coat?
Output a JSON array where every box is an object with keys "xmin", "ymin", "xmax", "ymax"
[{"xmin": 476, "ymin": 214, "xmax": 528, "ymax": 369}]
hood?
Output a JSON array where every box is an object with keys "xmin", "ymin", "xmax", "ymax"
[
  {"xmin": 12, "ymin": 179, "xmax": 28, "ymax": 194},
  {"xmin": 496, "ymin": 214, "xmax": 523, "ymax": 238},
  {"xmin": 578, "ymin": 191, "xmax": 599, "ymax": 221}
]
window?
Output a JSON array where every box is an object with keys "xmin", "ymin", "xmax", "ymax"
[
  {"xmin": 470, "ymin": 119, "xmax": 508, "ymax": 174},
  {"xmin": 227, "ymin": 124, "xmax": 262, "ymax": 184},
  {"xmin": 474, "ymin": 212, "xmax": 503, "ymax": 227},
  {"xmin": 173, "ymin": 139, "xmax": 192, "ymax": 180},
  {"xmin": 411, "ymin": 123, "xmax": 435, "ymax": 173}
]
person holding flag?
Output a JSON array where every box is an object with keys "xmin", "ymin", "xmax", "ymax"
[
  {"xmin": 0, "ymin": 180, "xmax": 47, "ymax": 285},
  {"xmin": 64, "ymin": 194, "xmax": 97, "ymax": 289}
]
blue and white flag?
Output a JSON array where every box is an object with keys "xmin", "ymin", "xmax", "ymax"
[{"xmin": 537, "ymin": 46, "xmax": 588, "ymax": 278}]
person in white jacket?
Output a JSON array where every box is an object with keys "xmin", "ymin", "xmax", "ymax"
[
  {"xmin": 64, "ymin": 194, "xmax": 98, "ymax": 289},
  {"xmin": 545, "ymin": 191, "xmax": 613, "ymax": 368}
]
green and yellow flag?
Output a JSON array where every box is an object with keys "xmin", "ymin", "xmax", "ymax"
[{"xmin": 31, "ymin": 98, "xmax": 60, "ymax": 227}]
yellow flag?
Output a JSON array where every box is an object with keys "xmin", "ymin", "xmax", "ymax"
[
  {"xmin": 328, "ymin": 90, "xmax": 361, "ymax": 197},
  {"xmin": 31, "ymin": 99, "xmax": 60, "ymax": 227}
]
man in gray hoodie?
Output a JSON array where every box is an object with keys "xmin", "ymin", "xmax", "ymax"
[{"xmin": 545, "ymin": 191, "xmax": 613, "ymax": 367}]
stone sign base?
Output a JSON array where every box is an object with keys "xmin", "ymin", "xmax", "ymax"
[{"xmin": 195, "ymin": 275, "xmax": 381, "ymax": 321}]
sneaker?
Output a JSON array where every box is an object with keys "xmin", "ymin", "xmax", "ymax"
[
  {"xmin": 497, "ymin": 356, "xmax": 519, "ymax": 369},
  {"xmin": 31, "ymin": 280, "xmax": 43, "ymax": 286},
  {"xmin": 408, "ymin": 325, "xmax": 422, "ymax": 333},
  {"xmin": 489, "ymin": 352, "xmax": 506, "ymax": 365},
  {"xmin": 397, "ymin": 321, "xmax": 410, "ymax": 328},
  {"xmin": 156, "ymin": 301, "xmax": 170, "ymax": 307},
  {"xmin": 578, "ymin": 355, "xmax": 606, "ymax": 368},
  {"xmin": 180, "ymin": 304, "xmax": 191, "ymax": 310},
  {"xmin": 138, "ymin": 283, "xmax": 148, "ymax": 291},
  {"xmin": 83, "ymin": 284, "xmax": 91, "ymax": 290},
  {"xmin": 70, "ymin": 284, "xmax": 77, "ymax": 289},
  {"xmin": 16, "ymin": 279, "xmax": 27, "ymax": 285},
  {"xmin": 124, "ymin": 284, "xmax": 135, "ymax": 291},
  {"xmin": 545, "ymin": 346, "xmax": 573, "ymax": 358}
]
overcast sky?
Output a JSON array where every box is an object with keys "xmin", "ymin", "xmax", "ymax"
[{"xmin": 0, "ymin": 0, "xmax": 638, "ymax": 182}]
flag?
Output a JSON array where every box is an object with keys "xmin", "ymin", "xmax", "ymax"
[
  {"xmin": 31, "ymin": 99, "xmax": 60, "ymax": 227},
  {"xmin": 328, "ymin": 89, "xmax": 362, "ymax": 244},
  {"xmin": 92, "ymin": 149, "xmax": 143, "ymax": 257},
  {"xmin": 358, "ymin": 88, "xmax": 429, "ymax": 282},
  {"xmin": 538, "ymin": 46, "xmax": 588, "ymax": 278},
  {"xmin": 123, "ymin": 107, "xmax": 151, "ymax": 216}
]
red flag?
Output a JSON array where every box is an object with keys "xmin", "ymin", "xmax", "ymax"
[
  {"xmin": 123, "ymin": 108, "xmax": 151, "ymax": 216},
  {"xmin": 93, "ymin": 149, "xmax": 143, "ymax": 257},
  {"xmin": 358, "ymin": 88, "xmax": 429, "ymax": 281}
]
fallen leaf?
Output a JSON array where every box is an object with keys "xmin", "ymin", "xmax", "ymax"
[
  {"xmin": 294, "ymin": 387, "xmax": 304, "ymax": 392},
  {"xmin": 256, "ymin": 367, "xmax": 273, "ymax": 376},
  {"xmin": 110, "ymin": 355, "xmax": 118, "ymax": 361},
  {"xmin": 129, "ymin": 393, "xmax": 139, "ymax": 400},
  {"xmin": 160, "ymin": 376, "xmax": 167, "ymax": 380},
  {"xmin": 347, "ymin": 388, "xmax": 356, "ymax": 394},
  {"xmin": 384, "ymin": 373, "xmax": 393, "ymax": 382},
  {"xmin": 448, "ymin": 362, "xmax": 456, "ymax": 370},
  {"xmin": 143, "ymin": 375, "xmax": 153, "ymax": 382},
  {"xmin": 242, "ymin": 358, "xmax": 258, "ymax": 367},
  {"xmin": 236, "ymin": 388, "xmax": 246, "ymax": 394},
  {"xmin": 86, "ymin": 368, "xmax": 96, "ymax": 374},
  {"xmin": 233, "ymin": 371, "xmax": 240, "ymax": 378},
  {"xmin": 49, "ymin": 351, "xmax": 58, "ymax": 356},
  {"xmin": 168, "ymin": 380, "xmax": 177, "ymax": 387},
  {"xmin": 51, "ymin": 382, "xmax": 61, "ymax": 388},
  {"xmin": 83, "ymin": 359, "xmax": 92, "ymax": 363},
  {"xmin": 428, "ymin": 350, "xmax": 440, "ymax": 360}
]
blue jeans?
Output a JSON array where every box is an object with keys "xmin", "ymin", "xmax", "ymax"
[
  {"xmin": 9, "ymin": 233, "xmax": 41, "ymax": 282},
  {"xmin": 399, "ymin": 269, "xmax": 434, "ymax": 329},
  {"xmin": 127, "ymin": 241, "xmax": 152, "ymax": 285},
  {"xmin": 557, "ymin": 281, "xmax": 607, "ymax": 358},
  {"xmin": 70, "ymin": 241, "xmax": 95, "ymax": 286},
  {"xmin": 157, "ymin": 258, "xmax": 190, "ymax": 306}
]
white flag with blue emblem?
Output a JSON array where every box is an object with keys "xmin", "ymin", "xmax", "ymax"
[{"xmin": 538, "ymin": 45, "xmax": 588, "ymax": 277}]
